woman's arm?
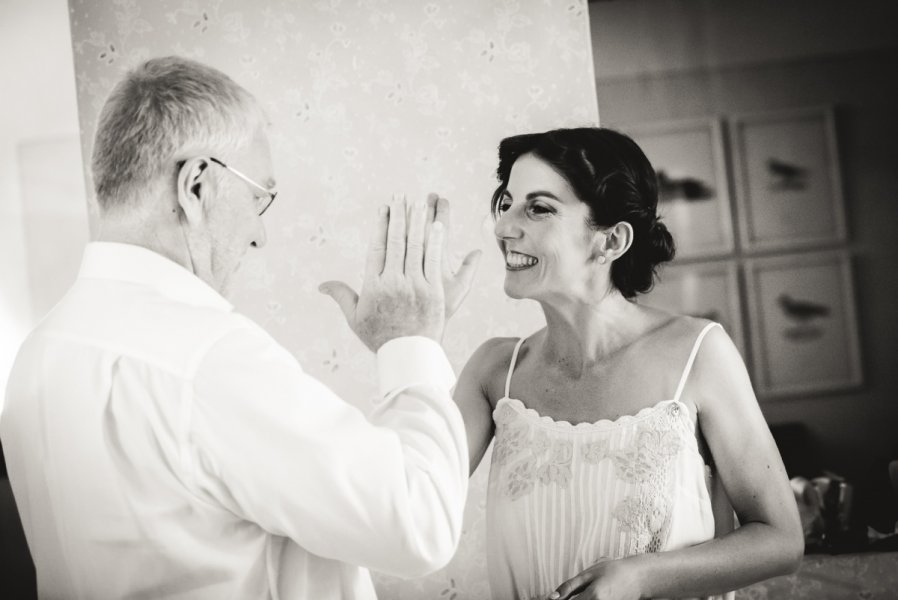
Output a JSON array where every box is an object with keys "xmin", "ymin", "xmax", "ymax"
[
  {"xmin": 453, "ymin": 338, "xmax": 508, "ymax": 475},
  {"xmin": 552, "ymin": 325, "xmax": 803, "ymax": 600}
]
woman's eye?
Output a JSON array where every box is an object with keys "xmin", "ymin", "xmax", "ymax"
[
  {"xmin": 528, "ymin": 203, "xmax": 552, "ymax": 216},
  {"xmin": 498, "ymin": 199, "xmax": 512, "ymax": 212}
]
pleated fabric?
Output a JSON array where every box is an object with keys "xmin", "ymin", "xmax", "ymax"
[{"xmin": 486, "ymin": 323, "xmax": 735, "ymax": 600}]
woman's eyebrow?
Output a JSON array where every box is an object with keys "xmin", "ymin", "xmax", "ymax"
[{"xmin": 526, "ymin": 190, "xmax": 561, "ymax": 202}]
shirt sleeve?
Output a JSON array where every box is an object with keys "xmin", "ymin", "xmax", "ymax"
[{"xmin": 187, "ymin": 325, "xmax": 469, "ymax": 578}]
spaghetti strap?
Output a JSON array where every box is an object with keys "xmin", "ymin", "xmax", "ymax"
[
  {"xmin": 504, "ymin": 338, "xmax": 526, "ymax": 399},
  {"xmin": 672, "ymin": 322, "xmax": 722, "ymax": 404}
]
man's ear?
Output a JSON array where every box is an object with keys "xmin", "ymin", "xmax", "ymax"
[
  {"xmin": 601, "ymin": 221, "xmax": 634, "ymax": 262},
  {"xmin": 176, "ymin": 157, "xmax": 211, "ymax": 225}
]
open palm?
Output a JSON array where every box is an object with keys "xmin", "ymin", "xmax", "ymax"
[{"xmin": 429, "ymin": 194, "xmax": 482, "ymax": 319}]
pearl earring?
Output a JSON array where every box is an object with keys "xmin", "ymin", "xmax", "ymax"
[{"xmin": 598, "ymin": 255, "xmax": 607, "ymax": 265}]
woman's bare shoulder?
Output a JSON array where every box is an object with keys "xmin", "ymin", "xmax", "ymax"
[
  {"xmin": 647, "ymin": 309, "xmax": 721, "ymax": 347},
  {"xmin": 463, "ymin": 336, "xmax": 521, "ymax": 377},
  {"xmin": 460, "ymin": 335, "xmax": 530, "ymax": 402},
  {"xmin": 669, "ymin": 315, "xmax": 749, "ymax": 411}
]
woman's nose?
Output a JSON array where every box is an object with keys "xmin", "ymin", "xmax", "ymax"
[{"xmin": 493, "ymin": 208, "xmax": 522, "ymax": 240}]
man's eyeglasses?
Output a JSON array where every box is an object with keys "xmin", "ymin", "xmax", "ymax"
[{"xmin": 209, "ymin": 157, "xmax": 277, "ymax": 215}]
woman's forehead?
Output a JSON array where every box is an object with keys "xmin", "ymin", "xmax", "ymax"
[{"xmin": 507, "ymin": 154, "xmax": 577, "ymax": 200}]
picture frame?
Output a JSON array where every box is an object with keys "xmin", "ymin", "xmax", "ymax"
[
  {"xmin": 744, "ymin": 250, "xmax": 862, "ymax": 398},
  {"xmin": 731, "ymin": 106, "xmax": 846, "ymax": 252},
  {"xmin": 624, "ymin": 118, "xmax": 735, "ymax": 260},
  {"xmin": 642, "ymin": 260, "xmax": 747, "ymax": 362}
]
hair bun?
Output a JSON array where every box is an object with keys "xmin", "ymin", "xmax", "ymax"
[{"xmin": 647, "ymin": 219, "xmax": 676, "ymax": 264}]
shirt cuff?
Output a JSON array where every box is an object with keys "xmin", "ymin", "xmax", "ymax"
[{"xmin": 375, "ymin": 336, "xmax": 456, "ymax": 401}]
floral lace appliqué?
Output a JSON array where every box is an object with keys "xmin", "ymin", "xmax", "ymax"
[
  {"xmin": 506, "ymin": 456, "xmax": 537, "ymax": 501},
  {"xmin": 613, "ymin": 493, "xmax": 667, "ymax": 551},
  {"xmin": 536, "ymin": 439, "xmax": 573, "ymax": 488},
  {"xmin": 610, "ymin": 403, "xmax": 687, "ymax": 553},
  {"xmin": 494, "ymin": 409, "xmax": 575, "ymax": 499},
  {"xmin": 494, "ymin": 420, "xmax": 529, "ymax": 466},
  {"xmin": 582, "ymin": 439, "xmax": 608, "ymax": 464},
  {"xmin": 610, "ymin": 427, "xmax": 683, "ymax": 483}
]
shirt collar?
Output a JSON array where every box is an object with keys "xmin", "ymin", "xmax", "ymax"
[{"xmin": 77, "ymin": 241, "xmax": 233, "ymax": 312}]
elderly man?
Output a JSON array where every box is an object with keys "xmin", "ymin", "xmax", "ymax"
[{"xmin": 1, "ymin": 56, "xmax": 480, "ymax": 599}]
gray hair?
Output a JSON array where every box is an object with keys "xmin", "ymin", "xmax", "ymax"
[{"xmin": 91, "ymin": 56, "xmax": 265, "ymax": 211}]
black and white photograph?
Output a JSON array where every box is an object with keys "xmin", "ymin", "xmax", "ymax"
[{"xmin": 2, "ymin": 1, "xmax": 897, "ymax": 599}]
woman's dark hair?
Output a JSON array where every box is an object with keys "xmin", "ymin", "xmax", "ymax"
[{"xmin": 491, "ymin": 127, "xmax": 675, "ymax": 298}]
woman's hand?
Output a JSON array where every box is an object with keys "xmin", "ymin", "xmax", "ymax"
[{"xmin": 549, "ymin": 558, "xmax": 644, "ymax": 600}]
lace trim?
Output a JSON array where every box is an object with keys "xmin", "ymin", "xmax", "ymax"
[{"xmin": 495, "ymin": 396, "xmax": 691, "ymax": 432}]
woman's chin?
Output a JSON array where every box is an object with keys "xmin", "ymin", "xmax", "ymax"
[{"xmin": 503, "ymin": 279, "xmax": 528, "ymax": 300}]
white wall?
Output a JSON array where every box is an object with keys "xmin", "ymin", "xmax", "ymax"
[{"xmin": 0, "ymin": 0, "xmax": 85, "ymax": 410}]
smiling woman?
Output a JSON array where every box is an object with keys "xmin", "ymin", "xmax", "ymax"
[
  {"xmin": 491, "ymin": 128, "xmax": 675, "ymax": 301},
  {"xmin": 453, "ymin": 127, "xmax": 803, "ymax": 600}
]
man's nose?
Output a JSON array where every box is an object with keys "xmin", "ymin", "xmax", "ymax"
[{"xmin": 251, "ymin": 220, "xmax": 267, "ymax": 248}]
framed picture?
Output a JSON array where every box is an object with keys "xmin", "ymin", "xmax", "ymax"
[
  {"xmin": 624, "ymin": 118, "xmax": 734, "ymax": 259},
  {"xmin": 641, "ymin": 260, "xmax": 747, "ymax": 361},
  {"xmin": 744, "ymin": 250, "xmax": 862, "ymax": 398},
  {"xmin": 731, "ymin": 106, "xmax": 846, "ymax": 252}
]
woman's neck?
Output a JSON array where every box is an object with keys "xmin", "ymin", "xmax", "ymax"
[{"xmin": 537, "ymin": 290, "xmax": 643, "ymax": 378}]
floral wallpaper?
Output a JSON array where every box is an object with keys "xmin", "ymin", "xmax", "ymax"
[{"xmin": 68, "ymin": 0, "xmax": 598, "ymax": 596}]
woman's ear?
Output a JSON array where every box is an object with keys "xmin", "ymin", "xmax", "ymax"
[
  {"xmin": 176, "ymin": 157, "xmax": 211, "ymax": 225},
  {"xmin": 601, "ymin": 221, "xmax": 634, "ymax": 262}
]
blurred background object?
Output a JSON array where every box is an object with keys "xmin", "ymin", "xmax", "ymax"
[{"xmin": 1, "ymin": 0, "xmax": 82, "ymax": 595}]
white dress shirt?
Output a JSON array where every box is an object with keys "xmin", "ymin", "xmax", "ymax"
[{"xmin": 1, "ymin": 242, "xmax": 468, "ymax": 600}]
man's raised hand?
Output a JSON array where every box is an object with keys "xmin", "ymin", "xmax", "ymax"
[
  {"xmin": 428, "ymin": 194, "xmax": 482, "ymax": 319},
  {"xmin": 320, "ymin": 195, "xmax": 447, "ymax": 352}
]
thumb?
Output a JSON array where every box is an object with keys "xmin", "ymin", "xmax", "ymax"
[
  {"xmin": 549, "ymin": 573, "xmax": 590, "ymax": 600},
  {"xmin": 319, "ymin": 281, "xmax": 359, "ymax": 322},
  {"xmin": 453, "ymin": 249, "xmax": 482, "ymax": 293}
]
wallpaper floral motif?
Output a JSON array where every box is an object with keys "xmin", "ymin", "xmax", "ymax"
[{"xmin": 68, "ymin": 0, "xmax": 598, "ymax": 596}]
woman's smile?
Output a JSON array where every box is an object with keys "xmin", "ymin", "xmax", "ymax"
[{"xmin": 505, "ymin": 250, "xmax": 539, "ymax": 271}]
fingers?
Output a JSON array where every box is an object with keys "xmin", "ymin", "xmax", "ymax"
[
  {"xmin": 423, "ymin": 192, "xmax": 438, "ymax": 256},
  {"xmin": 424, "ymin": 221, "xmax": 444, "ymax": 284},
  {"xmin": 454, "ymin": 249, "xmax": 482, "ymax": 293},
  {"xmin": 434, "ymin": 195, "xmax": 454, "ymax": 278},
  {"xmin": 405, "ymin": 200, "xmax": 428, "ymax": 279},
  {"xmin": 434, "ymin": 194, "xmax": 450, "ymax": 231},
  {"xmin": 318, "ymin": 281, "xmax": 359, "ymax": 323},
  {"xmin": 549, "ymin": 573, "xmax": 591, "ymax": 600},
  {"xmin": 425, "ymin": 192, "xmax": 438, "ymax": 221},
  {"xmin": 383, "ymin": 194, "xmax": 408, "ymax": 274},
  {"xmin": 364, "ymin": 205, "xmax": 389, "ymax": 283}
]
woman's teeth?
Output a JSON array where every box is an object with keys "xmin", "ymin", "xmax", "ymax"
[{"xmin": 506, "ymin": 251, "xmax": 538, "ymax": 270}]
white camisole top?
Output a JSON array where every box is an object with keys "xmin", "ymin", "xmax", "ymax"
[{"xmin": 485, "ymin": 322, "xmax": 735, "ymax": 600}]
